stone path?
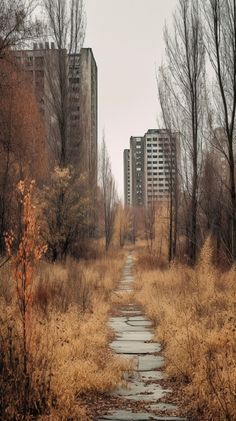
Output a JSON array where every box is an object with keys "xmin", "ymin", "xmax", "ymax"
[{"xmin": 97, "ymin": 253, "xmax": 186, "ymax": 421}]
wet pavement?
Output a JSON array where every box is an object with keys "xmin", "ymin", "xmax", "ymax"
[{"xmin": 97, "ymin": 253, "xmax": 186, "ymax": 421}]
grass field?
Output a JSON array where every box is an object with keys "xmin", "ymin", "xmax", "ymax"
[{"xmin": 134, "ymin": 238, "xmax": 236, "ymax": 421}]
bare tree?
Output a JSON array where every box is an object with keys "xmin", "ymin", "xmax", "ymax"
[
  {"xmin": 0, "ymin": 0, "xmax": 40, "ymax": 59},
  {"xmin": 43, "ymin": 0, "xmax": 86, "ymax": 166},
  {"xmin": 158, "ymin": 66, "xmax": 179, "ymax": 262},
  {"xmin": 199, "ymin": 147, "xmax": 230, "ymax": 259},
  {"xmin": 144, "ymin": 200, "xmax": 156, "ymax": 252},
  {"xmin": 163, "ymin": 0, "xmax": 206, "ymax": 264},
  {"xmin": 203, "ymin": 0, "xmax": 236, "ymax": 261},
  {"xmin": 35, "ymin": 0, "xmax": 88, "ymax": 259},
  {"xmin": 100, "ymin": 136, "xmax": 117, "ymax": 251}
]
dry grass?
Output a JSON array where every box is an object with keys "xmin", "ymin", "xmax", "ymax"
[
  {"xmin": 135, "ymin": 237, "xmax": 236, "ymax": 421},
  {"xmin": 0, "ymin": 250, "xmax": 131, "ymax": 420}
]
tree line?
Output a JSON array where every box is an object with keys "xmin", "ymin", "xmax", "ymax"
[
  {"xmin": 157, "ymin": 0, "xmax": 236, "ymax": 265},
  {"xmin": 0, "ymin": 0, "xmax": 118, "ymax": 261}
]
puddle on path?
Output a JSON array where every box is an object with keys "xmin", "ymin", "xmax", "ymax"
[{"xmin": 97, "ymin": 253, "xmax": 186, "ymax": 421}]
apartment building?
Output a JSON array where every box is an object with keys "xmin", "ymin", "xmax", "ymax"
[
  {"xmin": 124, "ymin": 129, "xmax": 178, "ymax": 207},
  {"xmin": 144, "ymin": 129, "xmax": 177, "ymax": 204},
  {"xmin": 14, "ymin": 44, "xmax": 98, "ymax": 188}
]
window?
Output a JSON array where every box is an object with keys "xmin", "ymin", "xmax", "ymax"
[
  {"xmin": 35, "ymin": 56, "xmax": 44, "ymax": 67},
  {"xmin": 69, "ymin": 77, "xmax": 79, "ymax": 84},
  {"xmin": 35, "ymin": 70, "xmax": 44, "ymax": 78},
  {"xmin": 26, "ymin": 56, "xmax": 33, "ymax": 66},
  {"xmin": 27, "ymin": 70, "xmax": 33, "ymax": 81},
  {"xmin": 70, "ymin": 86, "xmax": 79, "ymax": 93}
]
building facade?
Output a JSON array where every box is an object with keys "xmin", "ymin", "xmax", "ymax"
[
  {"xmin": 124, "ymin": 129, "xmax": 178, "ymax": 207},
  {"xmin": 77, "ymin": 48, "xmax": 97, "ymax": 187},
  {"xmin": 14, "ymin": 44, "xmax": 98, "ymax": 188},
  {"xmin": 144, "ymin": 129, "xmax": 177, "ymax": 204}
]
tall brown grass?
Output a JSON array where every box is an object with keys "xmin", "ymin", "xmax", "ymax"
[
  {"xmin": 0, "ymin": 250, "xmax": 130, "ymax": 420},
  {"xmin": 135, "ymin": 237, "xmax": 236, "ymax": 421}
]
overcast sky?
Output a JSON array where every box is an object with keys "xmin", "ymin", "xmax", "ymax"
[{"xmin": 84, "ymin": 0, "xmax": 178, "ymax": 197}]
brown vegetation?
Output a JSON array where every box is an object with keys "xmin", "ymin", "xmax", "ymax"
[
  {"xmin": 0, "ymin": 54, "xmax": 48, "ymax": 253},
  {"xmin": 0, "ymin": 245, "xmax": 130, "ymax": 420},
  {"xmin": 0, "ymin": 178, "xmax": 129, "ymax": 420},
  {"xmin": 135, "ymin": 238, "xmax": 236, "ymax": 420}
]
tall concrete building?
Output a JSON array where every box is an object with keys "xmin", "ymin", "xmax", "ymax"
[
  {"xmin": 144, "ymin": 129, "xmax": 178, "ymax": 204},
  {"xmin": 77, "ymin": 48, "xmax": 97, "ymax": 187},
  {"xmin": 123, "ymin": 149, "xmax": 131, "ymax": 206},
  {"xmin": 14, "ymin": 44, "xmax": 98, "ymax": 187},
  {"xmin": 124, "ymin": 129, "xmax": 178, "ymax": 207}
]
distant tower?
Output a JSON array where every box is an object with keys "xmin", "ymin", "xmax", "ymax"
[
  {"xmin": 144, "ymin": 129, "xmax": 178, "ymax": 205},
  {"xmin": 123, "ymin": 128, "xmax": 179, "ymax": 207}
]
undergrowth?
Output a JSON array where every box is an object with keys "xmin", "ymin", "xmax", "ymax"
[
  {"xmin": 0, "ymin": 252, "xmax": 130, "ymax": 420},
  {"xmin": 135, "ymin": 237, "xmax": 236, "ymax": 421}
]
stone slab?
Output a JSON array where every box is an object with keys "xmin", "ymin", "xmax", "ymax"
[
  {"xmin": 127, "ymin": 320, "xmax": 153, "ymax": 328},
  {"xmin": 115, "ymin": 381, "xmax": 170, "ymax": 401},
  {"xmin": 139, "ymin": 371, "xmax": 164, "ymax": 381},
  {"xmin": 98, "ymin": 410, "xmax": 186, "ymax": 420},
  {"xmin": 109, "ymin": 317, "xmax": 128, "ymax": 323},
  {"xmin": 98, "ymin": 411, "xmax": 152, "ymax": 420},
  {"xmin": 109, "ymin": 321, "xmax": 147, "ymax": 332},
  {"xmin": 111, "ymin": 340, "xmax": 161, "ymax": 354},
  {"xmin": 116, "ymin": 331, "xmax": 153, "ymax": 341},
  {"xmin": 136, "ymin": 355, "xmax": 165, "ymax": 371}
]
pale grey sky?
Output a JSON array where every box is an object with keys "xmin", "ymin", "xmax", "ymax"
[{"xmin": 84, "ymin": 0, "xmax": 177, "ymax": 196}]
